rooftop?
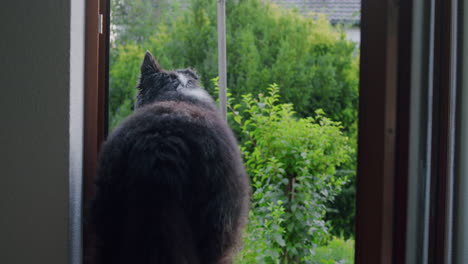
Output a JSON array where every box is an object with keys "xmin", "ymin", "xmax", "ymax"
[{"xmin": 270, "ymin": 0, "xmax": 361, "ymax": 25}]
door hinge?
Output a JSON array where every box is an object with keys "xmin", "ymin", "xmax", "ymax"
[{"xmin": 98, "ymin": 14, "xmax": 103, "ymax": 34}]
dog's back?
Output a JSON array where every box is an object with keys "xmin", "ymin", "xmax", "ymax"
[{"xmin": 90, "ymin": 52, "xmax": 250, "ymax": 264}]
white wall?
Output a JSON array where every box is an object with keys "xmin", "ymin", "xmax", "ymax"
[
  {"xmin": 345, "ymin": 27, "xmax": 361, "ymax": 44},
  {"xmin": 0, "ymin": 0, "xmax": 84, "ymax": 263}
]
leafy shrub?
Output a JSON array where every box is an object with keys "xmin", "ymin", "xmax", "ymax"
[{"xmin": 229, "ymin": 84, "xmax": 351, "ymax": 263}]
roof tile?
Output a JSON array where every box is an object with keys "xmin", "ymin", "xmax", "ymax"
[{"xmin": 270, "ymin": 0, "xmax": 361, "ymax": 23}]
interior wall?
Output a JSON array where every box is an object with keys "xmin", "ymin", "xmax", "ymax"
[{"xmin": 0, "ymin": 0, "xmax": 73, "ymax": 263}]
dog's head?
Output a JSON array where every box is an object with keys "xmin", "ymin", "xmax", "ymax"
[{"xmin": 135, "ymin": 51, "xmax": 213, "ymax": 108}]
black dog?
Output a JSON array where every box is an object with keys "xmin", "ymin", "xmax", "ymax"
[{"xmin": 90, "ymin": 51, "xmax": 250, "ymax": 264}]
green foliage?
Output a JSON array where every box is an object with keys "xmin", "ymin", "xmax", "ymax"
[
  {"xmin": 325, "ymin": 173, "xmax": 356, "ymax": 240},
  {"xmin": 108, "ymin": 45, "xmax": 142, "ymax": 129},
  {"xmin": 309, "ymin": 237, "xmax": 354, "ymax": 264},
  {"xmin": 111, "ymin": 0, "xmax": 181, "ymax": 45},
  {"xmin": 229, "ymin": 84, "xmax": 351, "ymax": 263},
  {"xmin": 325, "ymin": 117, "xmax": 357, "ymax": 239}
]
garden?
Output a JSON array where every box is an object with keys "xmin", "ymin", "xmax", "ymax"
[{"xmin": 109, "ymin": 0, "xmax": 360, "ymax": 263}]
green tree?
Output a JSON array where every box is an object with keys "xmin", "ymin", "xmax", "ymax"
[{"xmin": 111, "ymin": 0, "xmax": 180, "ymax": 45}]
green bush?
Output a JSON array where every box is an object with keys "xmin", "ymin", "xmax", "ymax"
[{"xmin": 229, "ymin": 85, "xmax": 351, "ymax": 263}]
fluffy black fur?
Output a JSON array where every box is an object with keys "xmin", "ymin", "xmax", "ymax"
[{"xmin": 90, "ymin": 51, "xmax": 250, "ymax": 264}]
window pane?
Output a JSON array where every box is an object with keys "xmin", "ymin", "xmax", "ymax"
[{"xmin": 107, "ymin": 1, "xmax": 359, "ymax": 263}]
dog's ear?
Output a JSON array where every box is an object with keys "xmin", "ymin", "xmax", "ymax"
[{"xmin": 141, "ymin": 51, "xmax": 162, "ymax": 76}]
